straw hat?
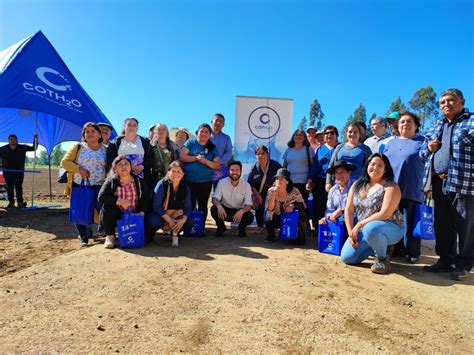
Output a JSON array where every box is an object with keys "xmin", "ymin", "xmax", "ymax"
[{"xmin": 169, "ymin": 127, "xmax": 194, "ymax": 142}]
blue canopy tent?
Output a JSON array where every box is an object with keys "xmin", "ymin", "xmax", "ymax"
[{"xmin": 0, "ymin": 31, "xmax": 116, "ymax": 204}]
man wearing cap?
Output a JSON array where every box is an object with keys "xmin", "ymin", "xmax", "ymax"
[
  {"xmin": 211, "ymin": 160, "xmax": 254, "ymax": 238},
  {"xmin": 420, "ymin": 88, "xmax": 474, "ymax": 281},
  {"xmin": 306, "ymin": 126, "xmax": 324, "ymax": 153},
  {"xmin": 0, "ymin": 133, "xmax": 38, "ymax": 208},
  {"xmin": 319, "ymin": 160, "xmax": 355, "ymax": 225},
  {"xmin": 379, "ymin": 112, "xmax": 399, "ymax": 152},
  {"xmin": 364, "ymin": 117, "xmax": 389, "ymax": 153},
  {"xmin": 98, "ymin": 122, "xmax": 113, "ymax": 147},
  {"xmin": 210, "ymin": 113, "xmax": 233, "ymax": 187}
]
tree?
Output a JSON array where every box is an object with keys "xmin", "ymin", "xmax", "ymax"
[
  {"xmin": 37, "ymin": 150, "xmax": 49, "ymax": 165},
  {"xmin": 386, "ymin": 96, "xmax": 407, "ymax": 116},
  {"xmin": 298, "ymin": 116, "xmax": 307, "ymax": 131},
  {"xmin": 309, "ymin": 99, "xmax": 324, "ymax": 130},
  {"xmin": 50, "ymin": 144, "xmax": 65, "ymax": 167},
  {"xmin": 409, "ymin": 86, "xmax": 439, "ymax": 133},
  {"xmin": 353, "ymin": 103, "xmax": 367, "ymax": 125}
]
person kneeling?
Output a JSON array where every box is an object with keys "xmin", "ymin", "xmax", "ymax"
[
  {"xmin": 340, "ymin": 153, "xmax": 404, "ymax": 274},
  {"xmin": 146, "ymin": 160, "xmax": 192, "ymax": 246},
  {"xmin": 211, "ymin": 161, "xmax": 254, "ymax": 237},
  {"xmin": 98, "ymin": 156, "xmax": 151, "ymax": 249},
  {"xmin": 264, "ymin": 168, "xmax": 308, "ymax": 244}
]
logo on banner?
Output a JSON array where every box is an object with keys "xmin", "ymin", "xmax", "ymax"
[
  {"xmin": 248, "ymin": 106, "xmax": 281, "ymax": 139},
  {"xmin": 22, "ymin": 66, "xmax": 83, "ymax": 110}
]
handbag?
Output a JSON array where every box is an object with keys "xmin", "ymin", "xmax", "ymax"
[
  {"xmin": 184, "ymin": 211, "xmax": 205, "ymax": 237},
  {"xmin": 279, "ymin": 210, "xmax": 299, "ymax": 240},
  {"xmin": 69, "ymin": 179, "xmax": 95, "ymax": 225},
  {"xmin": 413, "ymin": 198, "xmax": 435, "ymax": 240},
  {"xmin": 117, "ymin": 209, "xmax": 145, "ymax": 248},
  {"xmin": 318, "ymin": 220, "xmax": 345, "ymax": 255}
]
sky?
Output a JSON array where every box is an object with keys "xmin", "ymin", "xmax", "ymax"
[{"xmin": 0, "ymin": 0, "xmax": 473, "ymax": 147}]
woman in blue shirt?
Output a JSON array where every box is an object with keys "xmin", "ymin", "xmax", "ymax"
[
  {"xmin": 383, "ymin": 112, "xmax": 425, "ymax": 263},
  {"xmin": 326, "ymin": 123, "xmax": 371, "ymax": 192},
  {"xmin": 179, "ymin": 123, "xmax": 220, "ymax": 223}
]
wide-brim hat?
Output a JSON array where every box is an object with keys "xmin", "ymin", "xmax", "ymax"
[
  {"xmin": 97, "ymin": 122, "xmax": 113, "ymax": 130},
  {"xmin": 273, "ymin": 168, "xmax": 292, "ymax": 183},
  {"xmin": 169, "ymin": 127, "xmax": 195, "ymax": 142},
  {"xmin": 326, "ymin": 160, "xmax": 357, "ymax": 175}
]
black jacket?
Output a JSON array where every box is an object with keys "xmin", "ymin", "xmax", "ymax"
[{"xmin": 98, "ymin": 173, "xmax": 151, "ymax": 213}]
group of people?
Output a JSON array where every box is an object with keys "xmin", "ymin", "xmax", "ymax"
[{"xmin": 1, "ymin": 88, "xmax": 472, "ymax": 281}]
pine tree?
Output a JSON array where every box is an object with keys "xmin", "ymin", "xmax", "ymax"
[
  {"xmin": 408, "ymin": 86, "xmax": 440, "ymax": 133},
  {"xmin": 50, "ymin": 144, "xmax": 65, "ymax": 166},
  {"xmin": 298, "ymin": 116, "xmax": 307, "ymax": 131},
  {"xmin": 309, "ymin": 99, "xmax": 324, "ymax": 130},
  {"xmin": 386, "ymin": 96, "xmax": 408, "ymax": 116}
]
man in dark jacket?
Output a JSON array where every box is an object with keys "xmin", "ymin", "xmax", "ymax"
[{"xmin": 0, "ymin": 134, "xmax": 37, "ymax": 208}]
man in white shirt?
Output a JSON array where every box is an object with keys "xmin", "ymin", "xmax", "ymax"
[
  {"xmin": 364, "ymin": 117, "xmax": 389, "ymax": 153},
  {"xmin": 211, "ymin": 160, "xmax": 254, "ymax": 237}
]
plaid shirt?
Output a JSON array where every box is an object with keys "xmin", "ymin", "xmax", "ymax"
[
  {"xmin": 420, "ymin": 108, "xmax": 474, "ymax": 195},
  {"xmin": 115, "ymin": 181, "xmax": 138, "ymax": 210}
]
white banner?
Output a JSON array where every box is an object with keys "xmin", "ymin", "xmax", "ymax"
[{"xmin": 234, "ymin": 96, "xmax": 293, "ymax": 168}]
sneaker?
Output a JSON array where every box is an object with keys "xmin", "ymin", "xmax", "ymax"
[
  {"xmin": 423, "ymin": 261, "xmax": 454, "ymax": 273},
  {"xmin": 371, "ymin": 257, "xmax": 391, "ymax": 274},
  {"xmin": 79, "ymin": 238, "xmax": 88, "ymax": 248},
  {"xmin": 104, "ymin": 235, "xmax": 115, "ymax": 249},
  {"xmin": 451, "ymin": 268, "xmax": 469, "ymax": 281},
  {"xmin": 406, "ymin": 255, "xmax": 420, "ymax": 264},
  {"xmin": 17, "ymin": 202, "xmax": 27, "ymax": 208}
]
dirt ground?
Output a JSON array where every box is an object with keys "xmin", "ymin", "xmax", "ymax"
[{"xmin": 0, "ymin": 168, "xmax": 472, "ymax": 353}]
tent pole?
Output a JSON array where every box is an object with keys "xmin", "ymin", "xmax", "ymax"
[
  {"xmin": 48, "ymin": 154, "xmax": 52, "ymax": 201},
  {"xmin": 31, "ymin": 112, "xmax": 38, "ymax": 207}
]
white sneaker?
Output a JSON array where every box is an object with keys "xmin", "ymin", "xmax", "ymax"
[{"xmin": 104, "ymin": 235, "xmax": 115, "ymax": 249}]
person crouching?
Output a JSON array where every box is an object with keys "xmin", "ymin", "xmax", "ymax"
[{"xmin": 98, "ymin": 155, "xmax": 151, "ymax": 249}]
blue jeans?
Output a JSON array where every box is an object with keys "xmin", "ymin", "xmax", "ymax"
[{"xmin": 340, "ymin": 220, "xmax": 404, "ymax": 264}]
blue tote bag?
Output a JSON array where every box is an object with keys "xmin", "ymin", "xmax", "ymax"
[
  {"xmin": 69, "ymin": 179, "xmax": 95, "ymax": 225},
  {"xmin": 117, "ymin": 210, "xmax": 145, "ymax": 248},
  {"xmin": 413, "ymin": 199, "xmax": 435, "ymax": 240},
  {"xmin": 318, "ymin": 221, "xmax": 345, "ymax": 255},
  {"xmin": 279, "ymin": 210, "xmax": 299, "ymax": 240},
  {"xmin": 184, "ymin": 211, "xmax": 205, "ymax": 237}
]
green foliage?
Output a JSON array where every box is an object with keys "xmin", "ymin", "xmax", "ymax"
[
  {"xmin": 309, "ymin": 99, "xmax": 325, "ymax": 130},
  {"xmin": 353, "ymin": 103, "xmax": 367, "ymax": 124},
  {"xmin": 386, "ymin": 96, "xmax": 407, "ymax": 116},
  {"xmin": 298, "ymin": 116, "xmax": 307, "ymax": 131},
  {"xmin": 408, "ymin": 86, "xmax": 439, "ymax": 133},
  {"xmin": 37, "ymin": 150, "xmax": 49, "ymax": 165},
  {"xmin": 50, "ymin": 144, "xmax": 65, "ymax": 166}
]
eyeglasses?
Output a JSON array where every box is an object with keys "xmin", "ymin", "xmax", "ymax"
[{"xmin": 325, "ymin": 131, "xmax": 336, "ymax": 135}]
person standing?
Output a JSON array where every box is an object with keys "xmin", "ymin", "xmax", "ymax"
[
  {"xmin": 306, "ymin": 126, "xmax": 324, "ymax": 153},
  {"xmin": 282, "ymin": 129, "xmax": 314, "ymax": 202},
  {"xmin": 364, "ymin": 117, "xmax": 389, "ymax": 153},
  {"xmin": 210, "ymin": 113, "xmax": 233, "ymax": 187},
  {"xmin": 211, "ymin": 161, "xmax": 254, "ymax": 238},
  {"xmin": 420, "ymin": 89, "xmax": 473, "ymax": 281},
  {"xmin": 98, "ymin": 122, "xmax": 113, "ymax": 148},
  {"xmin": 306, "ymin": 125, "xmax": 340, "ymax": 225},
  {"xmin": 180, "ymin": 123, "xmax": 220, "ymax": 223},
  {"xmin": 383, "ymin": 112, "xmax": 425, "ymax": 263},
  {"xmin": 0, "ymin": 133, "xmax": 37, "ymax": 208}
]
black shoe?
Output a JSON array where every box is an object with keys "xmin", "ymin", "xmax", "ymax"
[
  {"xmin": 423, "ymin": 261, "xmax": 454, "ymax": 273},
  {"xmin": 264, "ymin": 235, "xmax": 276, "ymax": 243},
  {"xmin": 451, "ymin": 268, "xmax": 469, "ymax": 281},
  {"xmin": 215, "ymin": 227, "xmax": 226, "ymax": 237},
  {"xmin": 18, "ymin": 202, "xmax": 27, "ymax": 208},
  {"xmin": 6, "ymin": 203, "xmax": 15, "ymax": 208},
  {"xmin": 238, "ymin": 231, "xmax": 247, "ymax": 238}
]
